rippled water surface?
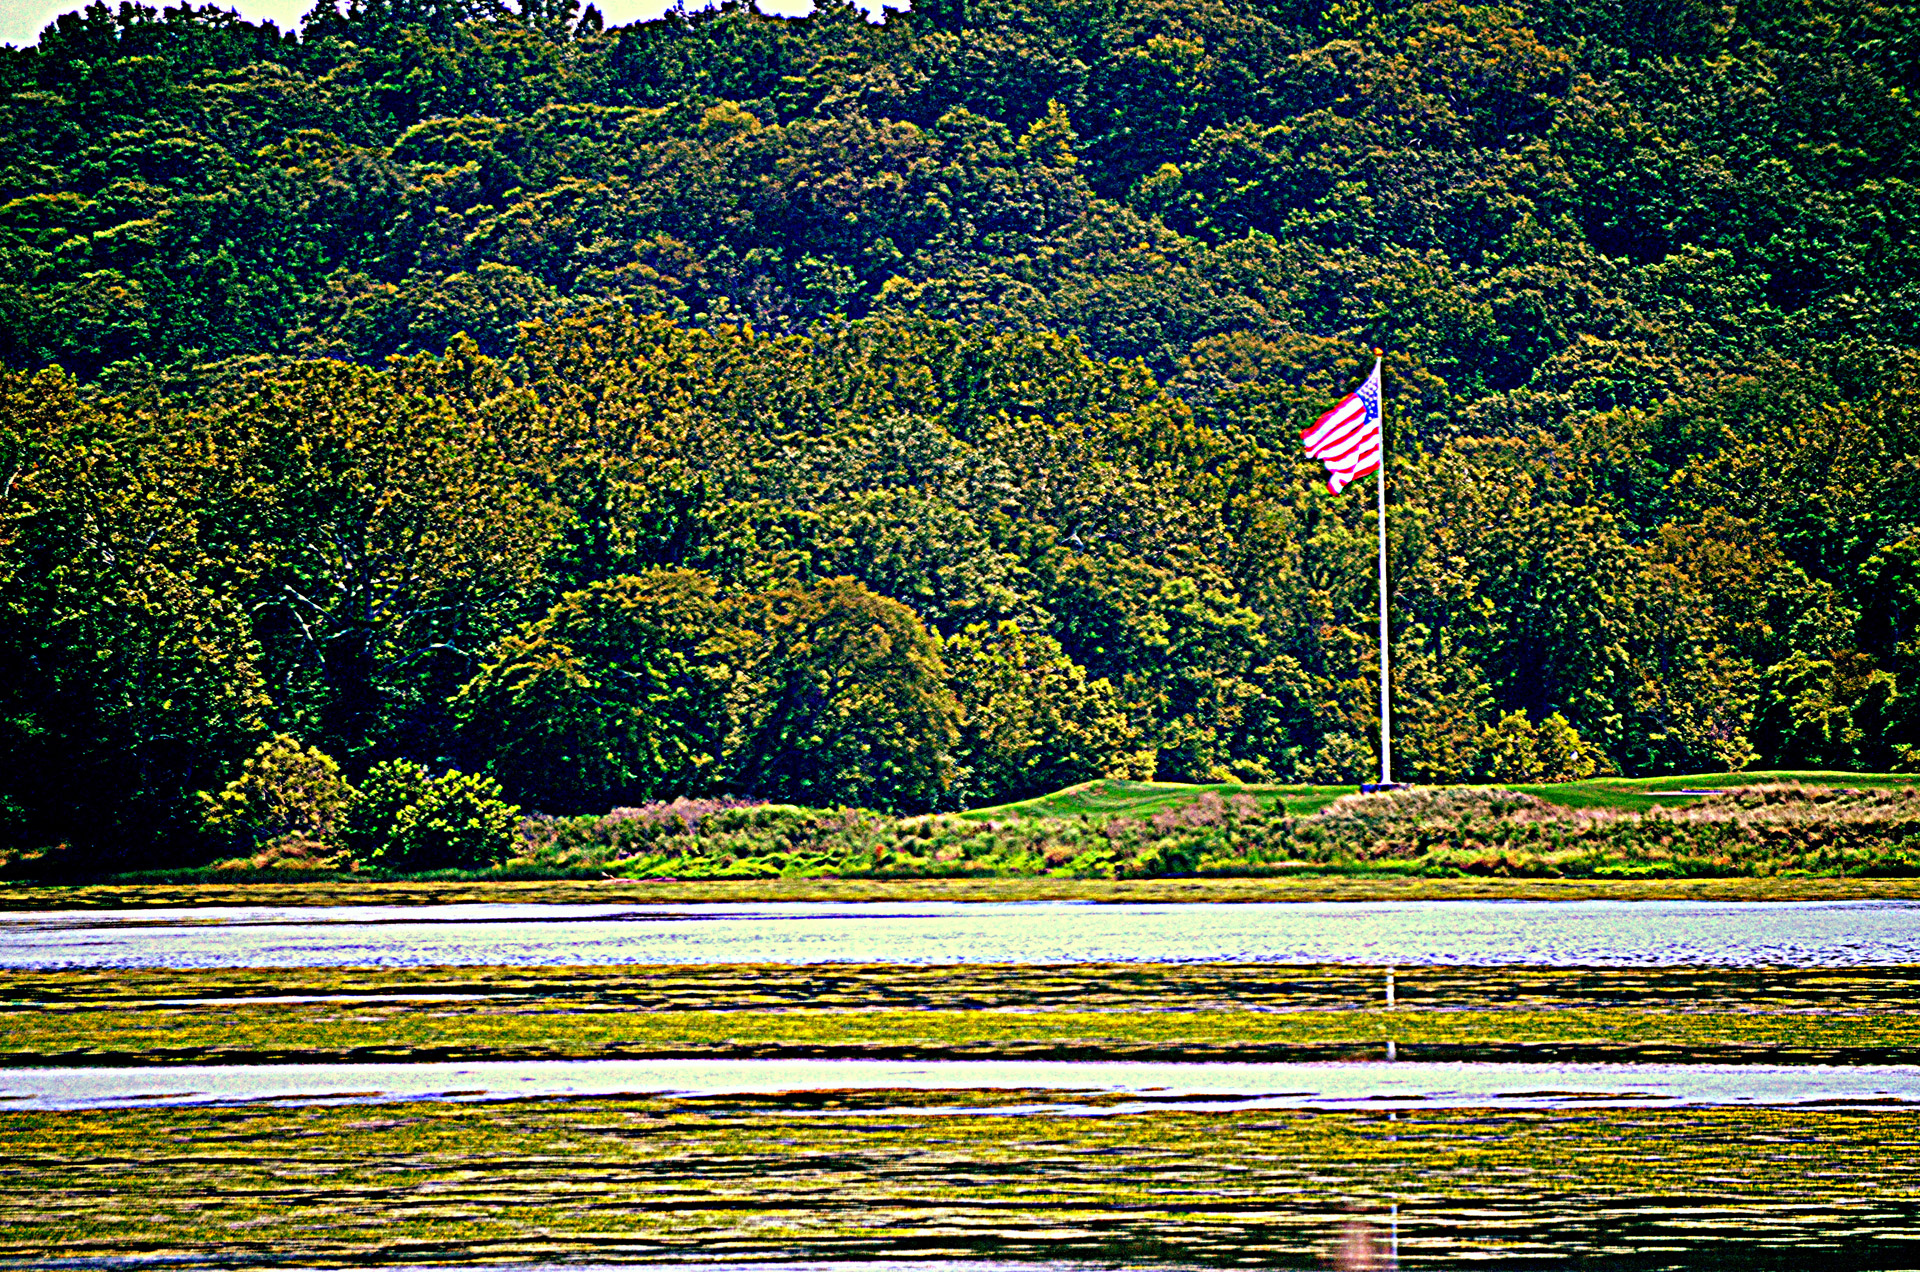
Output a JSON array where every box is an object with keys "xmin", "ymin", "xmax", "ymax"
[
  {"xmin": 6, "ymin": 1056, "xmax": 1919, "ymax": 1111},
  {"xmin": 4, "ymin": 899, "xmax": 1918, "ymax": 969}
]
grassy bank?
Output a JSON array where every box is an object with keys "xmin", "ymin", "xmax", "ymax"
[
  {"xmin": 958, "ymin": 779, "xmax": 1338, "ymax": 821},
  {"xmin": 251, "ymin": 779, "xmax": 1920, "ymax": 886},
  {"xmin": 302, "ymin": 776, "xmax": 1920, "ymax": 886},
  {"xmin": 7, "ymin": 772, "xmax": 1912, "ymax": 903},
  {"xmin": 6, "ymin": 774, "xmax": 1919, "ymax": 906}
]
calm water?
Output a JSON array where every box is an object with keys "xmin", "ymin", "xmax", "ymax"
[
  {"xmin": 5, "ymin": 1056, "xmax": 1917, "ymax": 1112},
  {"xmin": 3, "ymin": 900, "xmax": 1918, "ymax": 969}
]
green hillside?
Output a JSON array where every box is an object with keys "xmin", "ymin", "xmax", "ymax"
[{"xmin": 2, "ymin": 0, "xmax": 1917, "ymax": 871}]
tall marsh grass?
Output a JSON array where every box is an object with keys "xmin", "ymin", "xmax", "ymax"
[{"xmin": 503, "ymin": 783, "xmax": 1920, "ymax": 881}]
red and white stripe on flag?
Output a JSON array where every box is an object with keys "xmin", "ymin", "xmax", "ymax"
[{"xmin": 1301, "ymin": 360, "xmax": 1382, "ymax": 494}]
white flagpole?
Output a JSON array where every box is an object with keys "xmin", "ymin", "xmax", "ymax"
[{"xmin": 1374, "ymin": 351, "xmax": 1390, "ymax": 785}]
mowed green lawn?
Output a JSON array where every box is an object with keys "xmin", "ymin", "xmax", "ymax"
[
  {"xmin": 959, "ymin": 771, "xmax": 1920, "ymax": 823},
  {"xmin": 957, "ymin": 779, "xmax": 1338, "ymax": 821}
]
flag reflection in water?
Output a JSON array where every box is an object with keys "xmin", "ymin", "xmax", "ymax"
[{"xmin": 1328, "ymin": 1206, "xmax": 1398, "ymax": 1270}]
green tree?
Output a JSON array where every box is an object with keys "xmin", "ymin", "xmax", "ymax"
[
  {"xmin": 1478, "ymin": 711, "xmax": 1542, "ymax": 784},
  {"xmin": 0, "ymin": 367, "xmax": 267, "ymax": 856},
  {"xmin": 380, "ymin": 770, "xmax": 521, "ymax": 871},
  {"xmin": 199, "ymin": 734, "xmax": 355, "ymax": 850},
  {"xmin": 454, "ymin": 567, "xmax": 744, "ymax": 812},
  {"xmin": 943, "ymin": 620, "xmax": 1147, "ymax": 805},
  {"xmin": 339, "ymin": 759, "xmax": 435, "ymax": 863},
  {"xmin": 1534, "ymin": 711, "xmax": 1604, "ymax": 781},
  {"xmin": 338, "ymin": 758, "xmax": 521, "ymax": 871},
  {"xmin": 725, "ymin": 577, "xmax": 960, "ymax": 812},
  {"xmin": 188, "ymin": 357, "xmax": 559, "ymax": 761}
]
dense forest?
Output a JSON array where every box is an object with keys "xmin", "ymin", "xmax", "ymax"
[{"xmin": 2, "ymin": 0, "xmax": 1917, "ymax": 865}]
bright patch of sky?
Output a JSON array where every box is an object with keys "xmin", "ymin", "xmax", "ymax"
[{"xmin": 0, "ymin": 0, "xmax": 858, "ymax": 49}]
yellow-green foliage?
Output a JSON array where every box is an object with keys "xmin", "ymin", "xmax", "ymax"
[
  {"xmin": 386, "ymin": 771, "xmax": 521, "ymax": 871},
  {"xmin": 943, "ymin": 621, "xmax": 1148, "ymax": 804},
  {"xmin": 1480, "ymin": 711, "xmax": 1605, "ymax": 783},
  {"xmin": 197, "ymin": 735, "xmax": 353, "ymax": 850}
]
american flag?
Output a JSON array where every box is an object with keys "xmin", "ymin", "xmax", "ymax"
[{"xmin": 1301, "ymin": 359, "xmax": 1382, "ymax": 494}]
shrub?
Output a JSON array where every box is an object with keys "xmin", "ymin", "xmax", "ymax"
[
  {"xmin": 384, "ymin": 771, "xmax": 522, "ymax": 871},
  {"xmin": 340, "ymin": 762, "xmax": 520, "ymax": 871},
  {"xmin": 1478, "ymin": 712, "xmax": 1541, "ymax": 783},
  {"xmin": 199, "ymin": 735, "xmax": 354, "ymax": 849},
  {"xmin": 1534, "ymin": 711, "xmax": 1605, "ymax": 781},
  {"xmin": 339, "ymin": 760, "xmax": 434, "ymax": 863},
  {"xmin": 1475, "ymin": 710, "xmax": 1608, "ymax": 782}
]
